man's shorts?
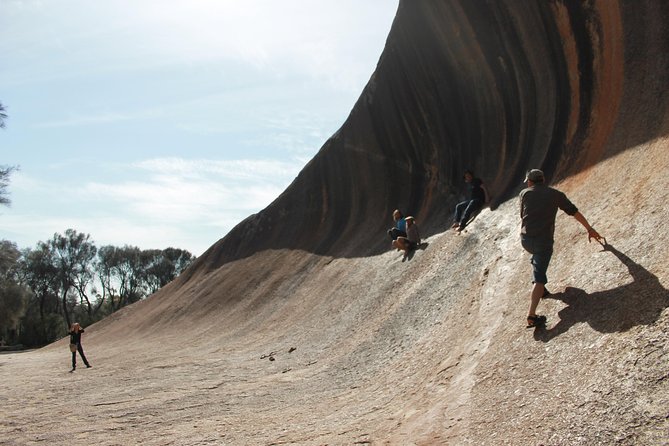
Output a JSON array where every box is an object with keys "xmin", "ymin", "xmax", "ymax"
[{"xmin": 521, "ymin": 237, "xmax": 553, "ymax": 284}]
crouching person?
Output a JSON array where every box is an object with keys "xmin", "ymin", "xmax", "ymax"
[
  {"xmin": 392, "ymin": 216, "xmax": 421, "ymax": 257},
  {"xmin": 387, "ymin": 209, "xmax": 407, "ymax": 241}
]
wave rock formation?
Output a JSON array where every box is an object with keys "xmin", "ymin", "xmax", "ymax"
[
  {"xmin": 6, "ymin": 1, "xmax": 669, "ymax": 445},
  {"xmin": 193, "ymin": 0, "xmax": 669, "ymax": 270}
]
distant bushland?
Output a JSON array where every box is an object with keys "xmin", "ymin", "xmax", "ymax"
[{"xmin": 0, "ymin": 230, "xmax": 195, "ymax": 348}]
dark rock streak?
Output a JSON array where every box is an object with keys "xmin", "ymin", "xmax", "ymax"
[{"xmin": 191, "ymin": 0, "xmax": 669, "ymax": 275}]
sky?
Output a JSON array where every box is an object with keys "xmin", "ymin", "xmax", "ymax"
[{"xmin": 1, "ymin": 0, "xmax": 398, "ymax": 256}]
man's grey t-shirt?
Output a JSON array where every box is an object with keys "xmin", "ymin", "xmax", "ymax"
[{"xmin": 520, "ymin": 183, "xmax": 578, "ymax": 244}]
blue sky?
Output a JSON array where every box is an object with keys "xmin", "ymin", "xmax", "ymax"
[{"xmin": 1, "ymin": 0, "xmax": 398, "ymax": 255}]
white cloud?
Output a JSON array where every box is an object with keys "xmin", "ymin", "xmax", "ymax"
[
  {"xmin": 131, "ymin": 157, "xmax": 301, "ymax": 182},
  {"xmin": 37, "ymin": 111, "xmax": 156, "ymax": 128},
  {"xmin": 79, "ymin": 157, "xmax": 302, "ymax": 232},
  {"xmin": 5, "ymin": 157, "xmax": 306, "ymax": 254},
  {"xmin": 2, "ymin": 1, "xmax": 398, "ymax": 255},
  {"xmin": 1, "ymin": 0, "xmax": 398, "ymax": 91}
]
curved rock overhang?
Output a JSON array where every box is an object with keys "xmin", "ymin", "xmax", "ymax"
[{"xmin": 189, "ymin": 0, "xmax": 669, "ymax": 276}]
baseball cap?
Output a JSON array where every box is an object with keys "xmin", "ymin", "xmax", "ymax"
[{"xmin": 524, "ymin": 169, "xmax": 544, "ymax": 182}]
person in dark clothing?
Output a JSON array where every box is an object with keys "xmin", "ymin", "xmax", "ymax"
[
  {"xmin": 387, "ymin": 209, "xmax": 407, "ymax": 241},
  {"xmin": 452, "ymin": 170, "xmax": 489, "ymax": 232},
  {"xmin": 69, "ymin": 322, "xmax": 91, "ymax": 372},
  {"xmin": 520, "ymin": 169, "xmax": 603, "ymax": 328}
]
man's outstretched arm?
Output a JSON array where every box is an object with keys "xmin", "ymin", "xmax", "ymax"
[{"xmin": 573, "ymin": 211, "xmax": 603, "ymax": 242}]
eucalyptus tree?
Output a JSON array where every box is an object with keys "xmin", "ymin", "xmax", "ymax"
[
  {"xmin": 18, "ymin": 243, "xmax": 62, "ymax": 344},
  {"xmin": 96, "ymin": 245, "xmax": 117, "ymax": 311},
  {"xmin": 0, "ymin": 240, "xmax": 27, "ymax": 344},
  {"xmin": 0, "ymin": 165, "xmax": 17, "ymax": 207},
  {"xmin": 0, "ymin": 102, "xmax": 15, "ymax": 207},
  {"xmin": 49, "ymin": 229, "xmax": 97, "ymax": 327},
  {"xmin": 142, "ymin": 247, "xmax": 195, "ymax": 294},
  {"xmin": 0, "ymin": 101, "xmax": 7, "ymax": 128},
  {"xmin": 96, "ymin": 245, "xmax": 145, "ymax": 311}
]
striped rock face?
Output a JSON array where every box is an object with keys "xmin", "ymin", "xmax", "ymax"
[
  {"xmin": 4, "ymin": 2, "xmax": 668, "ymax": 445},
  {"xmin": 189, "ymin": 0, "xmax": 669, "ymax": 271}
]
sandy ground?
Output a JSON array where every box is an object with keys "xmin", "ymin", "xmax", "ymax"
[{"xmin": 1, "ymin": 140, "xmax": 668, "ymax": 445}]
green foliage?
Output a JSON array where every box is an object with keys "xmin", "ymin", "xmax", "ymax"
[
  {"xmin": 0, "ymin": 165, "xmax": 18, "ymax": 207},
  {"xmin": 3, "ymin": 231, "xmax": 196, "ymax": 348},
  {"xmin": 97, "ymin": 244, "xmax": 144, "ymax": 310},
  {"xmin": 0, "ymin": 241, "xmax": 27, "ymax": 345},
  {"xmin": 0, "ymin": 240, "xmax": 21, "ymax": 276},
  {"xmin": 19, "ymin": 308, "xmax": 62, "ymax": 347},
  {"xmin": 142, "ymin": 247, "xmax": 195, "ymax": 294},
  {"xmin": 0, "ymin": 101, "xmax": 7, "ymax": 128},
  {"xmin": 50, "ymin": 229, "xmax": 97, "ymax": 327}
]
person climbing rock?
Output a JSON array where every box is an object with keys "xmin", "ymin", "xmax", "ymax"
[
  {"xmin": 452, "ymin": 170, "xmax": 489, "ymax": 232},
  {"xmin": 519, "ymin": 169, "xmax": 603, "ymax": 328}
]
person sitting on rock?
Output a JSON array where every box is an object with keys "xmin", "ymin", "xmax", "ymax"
[
  {"xmin": 387, "ymin": 209, "xmax": 407, "ymax": 241},
  {"xmin": 392, "ymin": 216, "xmax": 420, "ymax": 256},
  {"xmin": 452, "ymin": 170, "xmax": 489, "ymax": 232}
]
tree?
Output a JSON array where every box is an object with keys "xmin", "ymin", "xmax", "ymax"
[
  {"xmin": 0, "ymin": 240, "xmax": 20, "ymax": 273},
  {"xmin": 1, "ymin": 102, "xmax": 17, "ymax": 207},
  {"xmin": 0, "ymin": 101, "xmax": 7, "ymax": 129},
  {"xmin": 142, "ymin": 247, "xmax": 195, "ymax": 294},
  {"xmin": 17, "ymin": 243, "xmax": 62, "ymax": 344},
  {"xmin": 95, "ymin": 245, "xmax": 117, "ymax": 311},
  {"xmin": 11, "ymin": 229, "xmax": 194, "ymax": 347},
  {"xmin": 0, "ymin": 165, "xmax": 18, "ymax": 207},
  {"xmin": 49, "ymin": 229, "xmax": 97, "ymax": 328},
  {"xmin": 96, "ymin": 245, "xmax": 145, "ymax": 311},
  {"xmin": 0, "ymin": 240, "xmax": 27, "ymax": 345}
]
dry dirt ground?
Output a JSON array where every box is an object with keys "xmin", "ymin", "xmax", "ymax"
[{"xmin": 1, "ymin": 140, "xmax": 668, "ymax": 445}]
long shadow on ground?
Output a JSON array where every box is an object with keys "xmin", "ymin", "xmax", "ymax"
[{"xmin": 535, "ymin": 243, "xmax": 669, "ymax": 342}]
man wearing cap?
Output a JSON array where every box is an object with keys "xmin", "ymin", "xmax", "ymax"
[{"xmin": 520, "ymin": 169, "xmax": 603, "ymax": 328}]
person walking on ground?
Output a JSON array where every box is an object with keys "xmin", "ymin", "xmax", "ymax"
[
  {"xmin": 68, "ymin": 322, "xmax": 91, "ymax": 372},
  {"xmin": 392, "ymin": 216, "xmax": 421, "ymax": 257},
  {"xmin": 387, "ymin": 209, "xmax": 407, "ymax": 241},
  {"xmin": 520, "ymin": 169, "xmax": 603, "ymax": 328},
  {"xmin": 452, "ymin": 170, "xmax": 489, "ymax": 232}
]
